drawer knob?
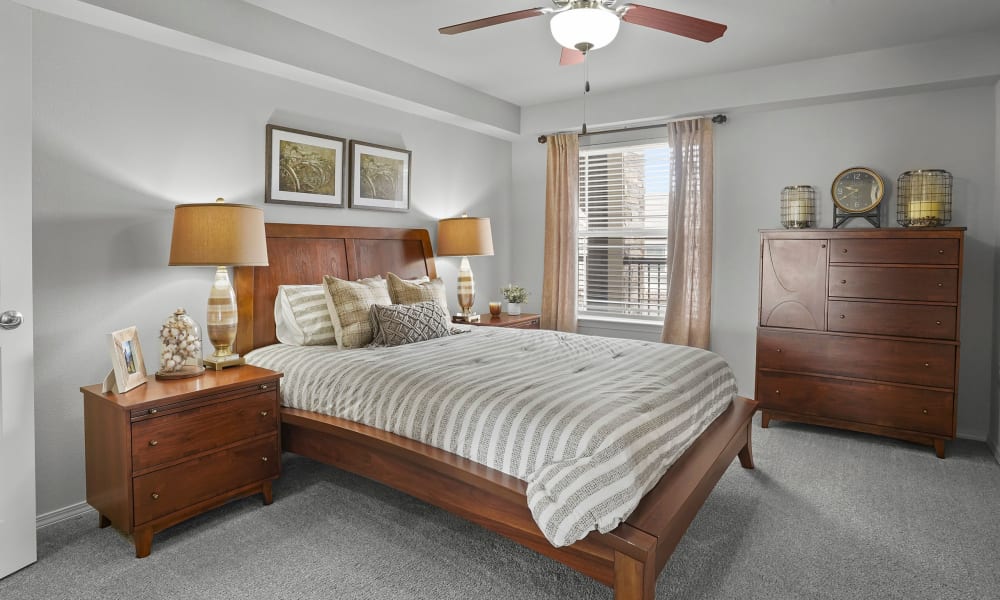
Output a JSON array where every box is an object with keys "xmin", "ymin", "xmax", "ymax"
[
  {"xmin": 774, "ymin": 389, "xmax": 780, "ymax": 395},
  {"xmin": 261, "ymin": 456, "xmax": 269, "ymax": 462},
  {"xmin": 260, "ymin": 410, "xmax": 269, "ymax": 417},
  {"xmin": 151, "ymin": 493, "xmax": 160, "ymax": 500},
  {"xmin": 924, "ymin": 362, "xmax": 930, "ymax": 368},
  {"xmin": 259, "ymin": 384, "xmax": 270, "ymax": 391},
  {"xmin": 922, "ymin": 409, "xmax": 929, "ymax": 415},
  {"xmin": 775, "ymin": 348, "xmax": 782, "ymax": 353},
  {"xmin": 148, "ymin": 440, "xmax": 158, "ymax": 447},
  {"xmin": 148, "ymin": 408, "xmax": 158, "ymax": 415},
  {"xmin": 937, "ymin": 283, "xmax": 943, "ymax": 288},
  {"xmin": 935, "ymin": 320, "xmax": 942, "ymax": 326},
  {"xmin": 840, "ymin": 314, "xmax": 846, "ymax": 319},
  {"xmin": 842, "ymin": 249, "xmax": 848, "ymax": 253},
  {"xmin": 938, "ymin": 249, "xmax": 945, "ymax": 255},
  {"xmin": 840, "ymin": 280, "xmax": 847, "ymax": 284}
]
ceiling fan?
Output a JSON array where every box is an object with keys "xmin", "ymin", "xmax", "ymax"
[{"xmin": 439, "ymin": 0, "xmax": 728, "ymax": 66}]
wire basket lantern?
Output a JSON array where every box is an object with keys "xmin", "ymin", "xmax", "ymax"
[
  {"xmin": 780, "ymin": 185, "xmax": 816, "ymax": 229},
  {"xmin": 896, "ymin": 169, "xmax": 952, "ymax": 227}
]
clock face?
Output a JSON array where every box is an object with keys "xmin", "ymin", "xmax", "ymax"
[{"xmin": 832, "ymin": 168, "xmax": 884, "ymax": 213}]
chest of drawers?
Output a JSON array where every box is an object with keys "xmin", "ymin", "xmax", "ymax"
[
  {"xmin": 755, "ymin": 228, "xmax": 964, "ymax": 457},
  {"xmin": 81, "ymin": 366, "xmax": 282, "ymax": 557}
]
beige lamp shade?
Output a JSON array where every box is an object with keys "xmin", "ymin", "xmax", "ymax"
[
  {"xmin": 169, "ymin": 201, "xmax": 269, "ymax": 266},
  {"xmin": 437, "ymin": 216, "xmax": 494, "ymax": 257}
]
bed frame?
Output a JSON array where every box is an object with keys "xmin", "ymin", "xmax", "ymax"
[{"xmin": 234, "ymin": 223, "xmax": 758, "ymax": 600}]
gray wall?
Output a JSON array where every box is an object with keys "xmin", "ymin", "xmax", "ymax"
[
  {"xmin": 992, "ymin": 80, "xmax": 1000, "ymax": 462},
  {"xmin": 31, "ymin": 14, "xmax": 512, "ymax": 515},
  {"xmin": 512, "ymin": 85, "xmax": 998, "ymax": 442}
]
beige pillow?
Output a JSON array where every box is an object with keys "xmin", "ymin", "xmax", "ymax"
[
  {"xmin": 387, "ymin": 272, "xmax": 450, "ymax": 316},
  {"xmin": 322, "ymin": 275, "xmax": 391, "ymax": 349},
  {"xmin": 274, "ymin": 285, "xmax": 337, "ymax": 346}
]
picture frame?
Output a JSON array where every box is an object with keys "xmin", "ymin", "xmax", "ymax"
[
  {"xmin": 266, "ymin": 124, "xmax": 346, "ymax": 208},
  {"xmin": 106, "ymin": 326, "xmax": 148, "ymax": 393},
  {"xmin": 349, "ymin": 140, "xmax": 411, "ymax": 212}
]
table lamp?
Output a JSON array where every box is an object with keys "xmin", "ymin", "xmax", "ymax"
[
  {"xmin": 437, "ymin": 214, "xmax": 494, "ymax": 319},
  {"xmin": 169, "ymin": 198, "xmax": 268, "ymax": 369}
]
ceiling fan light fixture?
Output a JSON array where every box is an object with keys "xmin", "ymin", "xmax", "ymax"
[{"xmin": 550, "ymin": 7, "xmax": 620, "ymax": 51}]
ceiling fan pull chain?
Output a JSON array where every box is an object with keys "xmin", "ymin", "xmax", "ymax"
[{"xmin": 582, "ymin": 52, "xmax": 589, "ymax": 135}]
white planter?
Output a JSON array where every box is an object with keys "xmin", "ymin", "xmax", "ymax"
[{"xmin": 506, "ymin": 302, "xmax": 521, "ymax": 315}]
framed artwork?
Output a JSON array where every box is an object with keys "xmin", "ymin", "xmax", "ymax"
[
  {"xmin": 266, "ymin": 124, "xmax": 346, "ymax": 208},
  {"xmin": 106, "ymin": 326, "xmax": 147, "ymax": 393},
  {"xmin": 349, "ymin": 140, "xmax": 411, "ymax": 212}
]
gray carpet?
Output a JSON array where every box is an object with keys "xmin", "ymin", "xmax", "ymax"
[{"xmin": 3, "ymin": 416, "xmax": 999, "ymax": 600}]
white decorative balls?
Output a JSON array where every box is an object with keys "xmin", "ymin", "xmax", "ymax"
[{"xmin": 159, "ymin": 309, "xmax": 201, "ymax": 372}]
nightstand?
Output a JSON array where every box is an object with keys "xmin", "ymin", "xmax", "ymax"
[
  {"xmin": 81, "ymin": 365, "xmax": 282, "ymax": 558},
  {"xmin": 455, "ymin": 312, "xmax": 540, "ymax": 329}
]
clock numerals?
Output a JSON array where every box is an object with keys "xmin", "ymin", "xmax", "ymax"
[{"xmin": 832, "ymin": 167, "xmax": 884, "ymax": 228}]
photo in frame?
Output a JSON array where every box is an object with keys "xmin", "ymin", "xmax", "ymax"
[
  {"xmin": 349, "ymin": 140, "xmax": 411, "ymax": 212},
  {"xmin": 105, "ymin": 326, "xmax": 148, "ymax": 393},
  {"xmin": 266, "ymin": 124, "xmax": 346, "ymax": 208}
]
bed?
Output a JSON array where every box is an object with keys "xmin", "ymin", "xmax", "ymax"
[{"xmin": 233, "ymin": 223, "xmax": 758, "ymax": 600}]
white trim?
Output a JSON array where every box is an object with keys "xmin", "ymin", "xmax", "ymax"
[
  {"xmin": 36, "ymin": 501, "xmax": 94, "ymax": 530},
  {"xmin": 955, "ymin": 430, "xmax": 988, "ymax": 443},
  {"xmin": 577, "ymin": 314, "xmax": 662, "ymax": 328}
]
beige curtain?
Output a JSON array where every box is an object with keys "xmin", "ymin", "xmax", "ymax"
[
  {"xmin": 541, "ymin": 133, "xmax": 579, "ymax": 333},
  {"xmin": 661, "ymin": 118, "xmax": 714, "ymax": 349}
]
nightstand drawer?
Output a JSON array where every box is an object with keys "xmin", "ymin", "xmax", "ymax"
[
  {"xmin": 757, "ymin": 371, "xmax": 953, "ymax": 436},
  {"xmin": 507, "ymin": 318, "xmax": 540, "ymax": 329},
  {"xmin": 133, "ymin": 436, "xmax": 279, "ymax": 525},
  {"xmin": 132, "ymin": 391, "xmax": 277, "ymax": 471}
]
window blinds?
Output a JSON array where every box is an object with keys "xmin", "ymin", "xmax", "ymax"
[{"xmin": 577, "ymin": 142, "xmax": 669, "ymax": 320}]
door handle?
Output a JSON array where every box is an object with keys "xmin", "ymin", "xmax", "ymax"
[{"xmin": 0, "ymin": 310, "xmax": 23, "ymax": 330}]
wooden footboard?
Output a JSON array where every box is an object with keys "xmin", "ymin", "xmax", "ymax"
[{"xmin": 281, "ymin": 395, "xmax": 757, "ymax": 599}]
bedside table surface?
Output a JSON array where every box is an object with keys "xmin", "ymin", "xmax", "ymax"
[
  {"xmin": 456, "ymin": 312, "xmax": 540, "ymax": 327},
  {"xmin": 81, "ymin": 365, "xmax": 281, "ymax": 409}
]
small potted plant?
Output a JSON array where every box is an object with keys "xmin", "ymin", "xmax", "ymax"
[{"xmin": 501, "ymin": 284, "xmax": 528, "ymax": 316}]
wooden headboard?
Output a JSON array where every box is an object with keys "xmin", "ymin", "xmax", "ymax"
[{"xmin": 233, "ymin": 223, "xmax": 437, "ymax": 354}]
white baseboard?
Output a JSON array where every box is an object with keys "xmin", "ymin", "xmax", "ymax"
[
  {"xmin": 956, "ymin": 430, "xmax": 988, "ymax": 442},
  {"xmin": 36, "ymin": 501, "xmax": 95, "ymax": 530}
]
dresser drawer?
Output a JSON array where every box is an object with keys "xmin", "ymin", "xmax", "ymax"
[
  {"xmin": 756, "ymin": 328, "xmax": 955, "ymax": 389},
  {"xmin": 828, "ymin": 301, "xmax": 957, "ymax": 340},
  {"xmin": 830, "ymin": 238, "xmax": 959, "ymax": 265},
  {"xmin": 828, "ymin": 266, "xmax": 958, "ymax": 302},
  {"xmin": 132, "ymin": 391, "xmax": 277, "ymax": 471},
  {"xmin": 133, "ymin": 436, "xmax": 278, "ymax": 525},
  {"xmin": 757, "ymin": 371, "xmax": 953, "ymax": 436}
]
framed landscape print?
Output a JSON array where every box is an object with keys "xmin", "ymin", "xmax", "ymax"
[
  {"xmin": 349, "ymin": 140, "xmax": 411, "ymax": 212},
  {"xmin": 106, "ymin": 326, "xmax": 147, "ymax": 393},
  {"xmin": 266, "ymin": 124, "xmax": 345, "ymax": 208}
]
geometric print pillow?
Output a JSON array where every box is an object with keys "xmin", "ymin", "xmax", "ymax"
[
  {"xmin": 368, "ymin": 301, "xmax": 453, "ymax": 348},
  {"xmin": 386, "ymin": 272, "xmax": 451, "ymax": 316},
  {"xmin": 322, "ymin": 275, "xmax": 391, "ymax": 349},
  {"xmin": 274, "ymin": 284, "xmax": 337, "ymax": 346}
]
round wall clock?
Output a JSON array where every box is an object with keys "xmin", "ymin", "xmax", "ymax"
[{"xmin": 831, "ymin": 167, "xmax": 884, "ymax": 228}]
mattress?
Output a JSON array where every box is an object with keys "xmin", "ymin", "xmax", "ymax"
[{"xmin": 246, "ymin": 327, "xmax": 737, "ymax": 546}]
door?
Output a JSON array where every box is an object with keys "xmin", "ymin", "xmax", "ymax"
[
  {"xmin": 0, "ymin": 0, "xmax": 37, "ymax": 579},
  {"xmin": 759, "ymin": 236, "xmax": 829, "ymax": 330}
]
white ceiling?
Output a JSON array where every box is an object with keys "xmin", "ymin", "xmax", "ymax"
[{"xmin": 242, "ymin": 0, "xmax": 1000, "ymax": 107}]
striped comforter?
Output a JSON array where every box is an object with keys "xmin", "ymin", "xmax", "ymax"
[{"xmin": 246, "ymin": 327, "xmax": 737, "ymax": 547}]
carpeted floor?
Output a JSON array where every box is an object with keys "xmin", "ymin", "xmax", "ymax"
[{"xmin": 3, "ymin": 416, "xmax": 999, "ymax": 600}]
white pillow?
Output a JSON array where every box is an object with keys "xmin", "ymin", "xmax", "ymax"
[{"xmin": 274, "ymin": 285, "xmax": 337, "ymax": 346}]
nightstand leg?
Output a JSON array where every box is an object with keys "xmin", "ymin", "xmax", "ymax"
[
  {"xmin": 134, "ymin": 527, "xmax": 153, "ymax": 558},
  {"xmin": 99, "ymin": 513, "xmax": 111, "ymax": 528},
  {"xmin": 261, "ymin": 481, "xmax": 273, "ymax": 505},
  {"xmin": 760, "ymin": 411, "xmax": 771, "ymax": 428}
]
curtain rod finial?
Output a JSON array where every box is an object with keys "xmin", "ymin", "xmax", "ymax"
[
  {"xmin": 537, "ymin": 135, "xmax": 548, "ymax": 144},
  {"xmin": 711, "ymin": 114, "xmax": 728, "ymax": 124}
]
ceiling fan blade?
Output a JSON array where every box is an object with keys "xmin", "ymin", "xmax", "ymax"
[
  {"xmin": 559, "ymin": 47, "xmax": 585, "ymax": 66},
  {"xmin": 439, "ymin": 7, "xmax": 548, "ymax": 35},
  {"xmin": 621, "ymin": 4, "xmax": 727, "ymax": 42}
]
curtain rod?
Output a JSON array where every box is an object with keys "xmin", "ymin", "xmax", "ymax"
[{"xmin": 536, "ymin": 114, "xmax": 727, "ymax": 144}]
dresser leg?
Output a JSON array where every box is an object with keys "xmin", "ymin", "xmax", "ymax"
[
  {"xmin": 134, "ymin": 527, "xmax": 153, "ymax": 558},
  {"xmin": 760, "ymin": 411, "xmax": 771, "ymax": 428},
  {"xmin": 261, "ymin": 481, "xmax": 274, "ymax": 505},
  {"xmin": 99, "ymin": 513, "xmax": 111, "ymax": 528},
  {"xmin": 933, "ymin": 439, "xmax": 945, "ymax": 459}
]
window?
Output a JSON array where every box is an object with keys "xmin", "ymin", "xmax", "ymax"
[{"xmin": 577, "ymin": 141, "xmax": 669, "ymax": 321}]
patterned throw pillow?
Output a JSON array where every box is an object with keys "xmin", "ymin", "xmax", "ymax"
[
  {"xmin": 323, "ymin": 275, "xmax": 391, "ymax": 349},
  {"xmin": 386, "ymin": 272, "xmax": 451, "ymax": 316},
  {"xmin": 274, "ymin": 285, "xmax": 337, "ymax": 346},
  {"xmin": 368, "ymin": 301, "xmax": 453, "ymax": 347}
]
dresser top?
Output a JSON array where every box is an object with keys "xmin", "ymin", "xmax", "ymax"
[{"xmin": 760, "ymin": 227, "xmax": 965, "ymax": 238}]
